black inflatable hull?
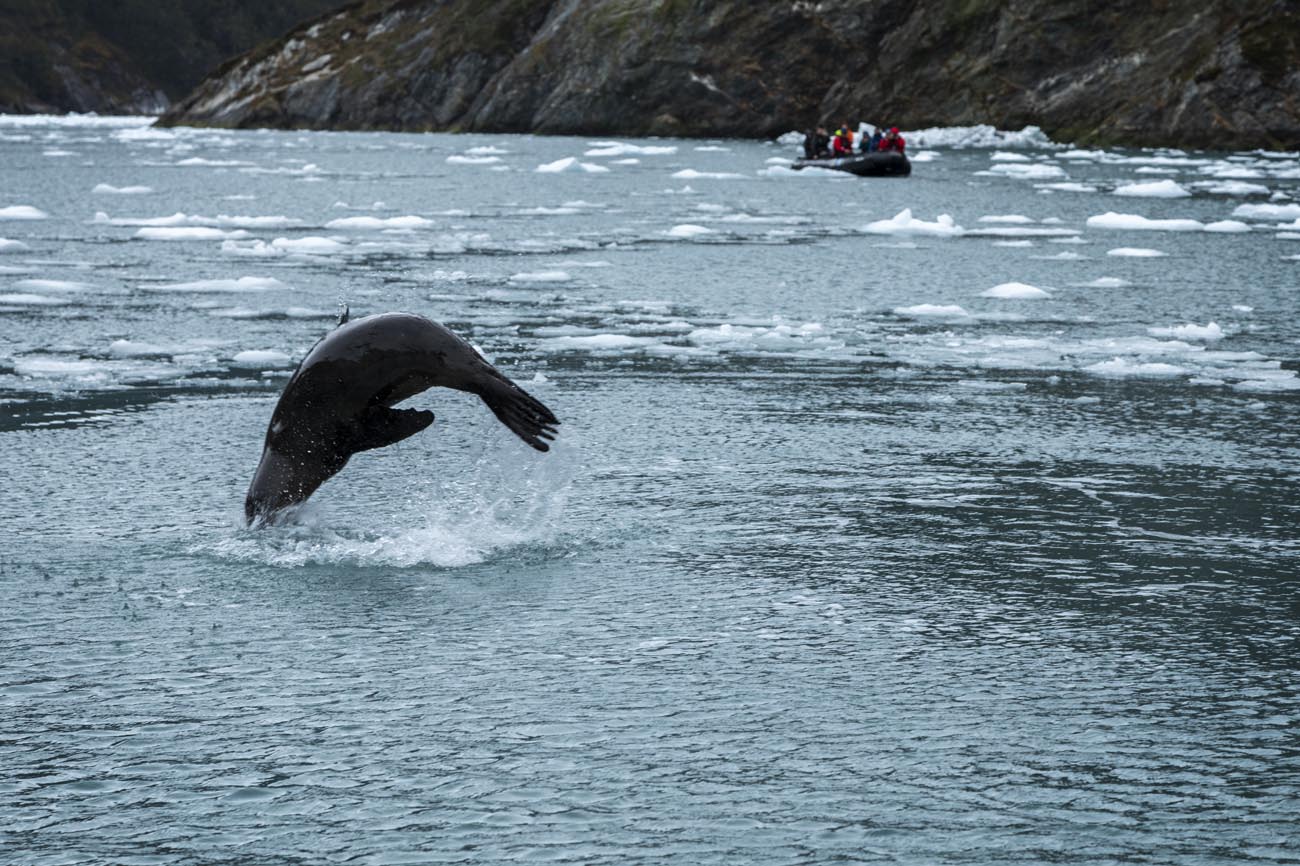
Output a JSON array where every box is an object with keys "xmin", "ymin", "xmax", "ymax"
[{"xmin": 793, "ymin": 152, "xmax": 911, "ymax": 177}]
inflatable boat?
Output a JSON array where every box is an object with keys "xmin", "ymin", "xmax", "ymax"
[{"xmin": 792, "ymin": 151, "xmax": 911, "ymax": 177}]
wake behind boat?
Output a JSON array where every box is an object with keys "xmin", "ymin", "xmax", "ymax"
[{"xmin": 793, "ymin": 151, "xmax": 911, "ymax": 177}]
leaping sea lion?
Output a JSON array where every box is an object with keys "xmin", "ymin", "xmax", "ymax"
[{"xmin": 244, "ymin": 312, "xmax": 558, "ymax": 525}]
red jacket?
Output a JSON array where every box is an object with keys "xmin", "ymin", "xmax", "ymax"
[
  {"xmin": 879, "ymin": 134, "xmax": 906, "ymax": 154},
  {"xmin": 832, "ymin": 134, "xmax": 852, "ymax": 156}
]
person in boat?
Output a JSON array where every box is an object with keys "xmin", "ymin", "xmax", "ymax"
[
  {"xmin": 812, "ymin": 126, "xmax": 831, "ymax": 158},
  {"xmin": 878, "ymin": 126, "xmax": 906, "ymax": 154},
  {"xmin": 831, "ymin": 124, "xmax": 853, "ymax": 156},
  {"xmin": 802, "ymin": 128, "xmax": 817, "ymax": 160},
  {"xmin": 865, "ymin": 127, "xmax": 883, "ymax": 153}
]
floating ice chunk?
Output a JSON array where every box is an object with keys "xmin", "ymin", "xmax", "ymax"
[
  {"xmin": 231, "ymin": 350, "xmax": 292, "ymax": 368},
  {"xmin": 1086, "ymin": 358, "xmax": 1186, "ymax": 377},
  {"xmin": 220, "ymin": 240, "xmax": 283, "ymax": 257},
  {"xmin": 540, "ymin": 334, "xmax": 658, "ymax": 351},
  {"xmin": 910, "ymin": 151, "xmax": 940, "ymax": 162},
  {"xmin": 978, "ymin": 214, "xmax": 1034, "ymax": 223},
  {"xmin": 904, "ymin": 124, "xmax": 1057, "ymax": 149},
  {"xmin": 1036, "ymin": 182, "xmax": 1098, "ymax": 193},
  {"xmin": 1147, "ymin": 322, "xmax": 1224, "ymax": 341},
  {"xmin": 765, "ymin": 157, "xmax": 793, "ymax": 165},
  {"xmin": 135, "ymin": 227, "xmax": 248, "ymax": 241},
  {"xmin": 1113, "ymin": 179, "xmax": 1191, "ymax": 198},
  {"xmin": 1032, "ymin": 251, "xmax": 1085, "ymax": 260},
  {"xmin": 92, "ymin": 183, "xmax": 153, "ymax": 195},
  {"xmin": 893, "ymin": 303, "xmax": 970, "ymax": 318},
  {"xmin": 986, "ymin": 163, "xmax": 1066, "ymax": 179},
  {"xmin": 584, "ymin": 142, "xmax": 677, "ymax": 156},
  {"xmin": 1203, "ymin": 220, "xmax": 1251, "ymax": 233},
  {"xmin": 0, "ymin": 238, "xmax": 29, "ymax": 253},
  {"xmin": 148, "ymin": 276, "xmax": 288, "ymax": 293},
  {"xmin": 992, "ymin": 240, "xmax": 1034, "ymax": 247},
  {"xmin": 446, "ymin": 155, "xmax": 501, "ymax": 165},
  {"xmin": 967, "ymin": 226, "xmax": 1081, "ymax": 237},
  {"xmin": 1233, "ymin": 304, "xmax": 1255, "ymax": 312},
  {"xmin": 536, "ymin": 157, "xmax": 578, "ymax": 173},
  {"xmin": 981, "ymin": 282, "xmax": 1051, "ymax": 299},
  {"xmin": 1233, "ymin": 203, "xmax": 1300, "ymax": 220},
  {"xmin": 612, "ymin": 158, "xmax": 640, "ymax": 165},
  {"xmin": 0, "ymin": 205, "xmax": 49, "ymax": 220},
  {"xmin": 509, "ymin": 270, "xmax": 571, "ymax": 283},
  {"xmin": 0, "ymin": 292, "xmax": 66, "ymax": 306},
  {"xmin": 694, "ymin": 145, "xmax": 731, "ymax": 152},
  {"xmin": 1084, "ymin": 277, "xmax": 1131, "ymax": 287},
  {"xmin": 666, "ymin": 224, "xmax": 715, "ymax": 237},
  {"xmin": 176, "ymin": 157, "xmax": 255, "ymax": 167},
  {"xmin": 1086, "ymin": 212, "xmax": 1203, "ymax": 231},
  {"xmin": 324, "ymin": 215, "xmax": 434, "ymax": 230},
  {"xmin": 466, "ymin": 145, "xmax": 508, "ymax": 155},
  {"xmin": 114, "ymin": 126, "xmax": 175, "ymax": 141},
  {"xmin": 535, "ymin": 157, "xmax": 608, "ymax": 173},
  {"xmin": 672, "ymin": 169, "xmax": 746, "ymax": 180},
  {"xmin": 1195, "ymin": 180, "xmax": 1270, "ymax": 195},
  {"xmin": 991, "ymin": 151, "xmax": 1031, "ymax": 162},
  {"xmin": 1107, "ymin": 247, "xmax": 1166, "ymax": 257},
  {"xmin": 1058, "ymin": 149, "xmax": 1107, "ymax": 160},
  {"xmin": 1135, "ymin": 167, "xmax": 1179, "ymax": 175},
  {"xmin": 864, "ymin": 209, "xmax": 964, "ymax": 238},
  {"xmin": 14, "ymin": 279, "xmax": 95, "ymax": 292},
  {"xmin": 271, "ymin": 236, "xmax": 347, "ymax": 253}
]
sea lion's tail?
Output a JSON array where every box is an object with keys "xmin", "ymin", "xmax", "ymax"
[{"xmin": 475, "ymin": 372, "xmax": 559, "ymax": 452}]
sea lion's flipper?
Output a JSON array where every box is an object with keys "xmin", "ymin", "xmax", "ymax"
[
  {"xmin": 348, "ymin": 406, "xmax": 435, "ymax": 454},
  {"xmin": 474, "ymin": 372, "xmax": 559, "ymax": 452}
]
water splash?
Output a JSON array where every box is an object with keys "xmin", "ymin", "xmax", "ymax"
[{"xmin": 206, "ymin": 436, "xmax": 574, "ymax": 569}]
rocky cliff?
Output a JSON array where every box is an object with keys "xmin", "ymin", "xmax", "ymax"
[
  {"xmin": 0, "ymin": 0, "xmax": 349, "ymax": 114},
  {"xmin": 157, "ymin": 0, "xmax": 1300, "ymax": 149}
]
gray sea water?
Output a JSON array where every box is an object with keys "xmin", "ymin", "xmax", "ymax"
[{"xmin": 2, "ymin": 116, "xmax": 1298, "ymax": 865}]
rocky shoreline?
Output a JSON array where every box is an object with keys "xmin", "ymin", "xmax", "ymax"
[{"xmin": 155, "ymin": 0, "xmax": 1299, "ymax": 150}]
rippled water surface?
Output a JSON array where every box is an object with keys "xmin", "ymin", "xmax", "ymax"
[{"xmin": 3, "ymin": 116, "xmax": 1299, "ymax": 864}]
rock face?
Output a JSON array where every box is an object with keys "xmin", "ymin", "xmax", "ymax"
[
  {"xmin": 159, "ymin": 0, "xmax": 1300, "ymax": 149},
  {"xmin": 0, "ymin": 0, "xmax": 349, "ymax": 115}
]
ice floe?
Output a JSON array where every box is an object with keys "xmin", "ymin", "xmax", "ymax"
[
  {"xmin": 324, "ymin": 215, "xmax": 434, "ymax": 230},
  {"xmin": 863, "ymin": 209, "xmax": 964, "ymax": 238},
  {"xmin": 536, "ymin": 157, "xmax": 609, "ymax": 173},
  {"xmin": 1113, "ymin": 179, "xmax": 1191, "ymax": 198},
  {"xmin": 446, "ymin": 155, "xmax": 502, "ymax": 165},
  {"xmin": 893, "ymin": 304, "xmax": 971, "ymax": 318},
  {"xmin": 666, "ymin": 224, "xmax": 715, "ymax": 238},
  {"xmin": 985, "ymin": 163, "xmax": 1067, "ymax": 180},
  {"xmin": 1233, "ymin": 203, "xmax": 1300, "ymax": 220},
  {"xmin": 0, "ymin": 238, "xmax": 29, "ymax": 253},
  {"xmin": 0, "ymin": 293, "xmax": 67, "ymax": 306},
  {"xmin": 1148, "ymin": 322, "xmax": 1224, "ymax": 341},
  {"xmin": 0, "ymin": 205, "xmax": 49, "ymax": 220},
  {"xmin": 231, "ymin": 350, "xmax": 293, "ymax": 368},
  {"xmin": 509, "ymin": 270, "xmax": 571, "ymax": 283},
  {"xmin": 584, "ymin": 142, "xmax": 677, "ymax": 157},
  {"xmin": 92, "ymin": 183, "xmax": 153, "ymax": 195},
  {"xmin": 904, "ymin": 124, "xmax": 1057, "ymax": 149},
  {"xmin": 980, "ymin": 282, "xmax": 1051, "ymax": 299},
  {"xmin": 1086, "ymin": 212, "xmax": 1203, "ymax": 231},
  {"xmin": 672, "ymin": 169, "xmax": 747, "ymax": 180},
  {"xmin": 146, "ymin": 276, "xmax": 288, "ymax": 293},
  {"xmin": 1107, "ymin": 247, "xmax": 1167, "ymax": 257},
  {"xmin": 135, "ymin": 227, "xmax": 249, "ymax": 241}
]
